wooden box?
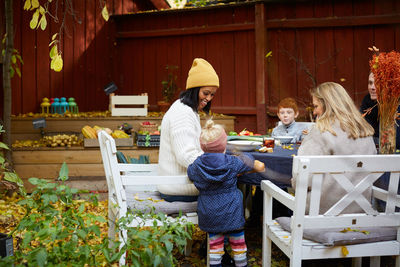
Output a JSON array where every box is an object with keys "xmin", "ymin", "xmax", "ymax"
[
  {"xmin": 84, "ymin": 138, "xmax": 133, "ymax": 147},
  {"xmin": 110, "ymin": 95, "xmax": 148, "ymax": 116}
]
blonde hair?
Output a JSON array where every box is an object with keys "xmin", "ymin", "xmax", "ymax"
[
  {"xmin": 311, "ymin": 82, "xmax": 374, "ymax": 139},
  {"xmin": 200, "ymin": 119, "xmax": 225, "ymax": 143}
]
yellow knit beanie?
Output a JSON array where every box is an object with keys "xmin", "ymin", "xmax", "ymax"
[{"xmin": 186, "ymin": 58, "xmax": 219, "ymax": 90}]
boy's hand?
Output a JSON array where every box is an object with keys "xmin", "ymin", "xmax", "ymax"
[
  {"xmin": 253, "ymin": 160, "xmax": 265, "ymax": 172},
  {"xmin": 302, "ymin": 129, "xmax": 309, "ymax": 135}
]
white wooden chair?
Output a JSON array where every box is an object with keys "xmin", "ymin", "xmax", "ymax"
[
  {"xmin": 262, "ymin": 155, "xmax": 400, "ymax": 267},
  {"xmin": 98, "ymin": 131, "xmax": 198, "ymax": 265}
]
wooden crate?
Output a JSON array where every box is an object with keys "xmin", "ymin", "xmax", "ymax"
[
  {"xmin": 83, "ymin": 138, "xmax": 133, "ymax": 147},
  {"xmin": 110, "ymin": 95, "xmax": 148, "ymax": 116}
]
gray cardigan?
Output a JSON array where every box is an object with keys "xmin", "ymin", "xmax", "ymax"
[{"xmin": 293, "ymin": 121, "xmax": 377, "ymax": 214}]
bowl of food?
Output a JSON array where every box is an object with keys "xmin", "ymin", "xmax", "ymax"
[
  {"xmin": 274, "ymin": 136, "xmax": 293, "ymax": 144},
  {"xmin": 227, "ymin": 140, "xmax": 263, "ymax": 152}
]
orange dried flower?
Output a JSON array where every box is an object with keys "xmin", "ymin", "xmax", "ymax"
[{"xmin": 369, "ymin": 50, "xmax": 400, "ymax": 128}]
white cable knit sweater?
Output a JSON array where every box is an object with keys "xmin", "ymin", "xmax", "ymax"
[{"xmin": 157, "ymin": 100, "xmax": 203, "ymax": 196}]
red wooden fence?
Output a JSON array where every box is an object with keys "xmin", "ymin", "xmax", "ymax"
[{"xmin": 1, "ymin": 0, "xmax": 400, "ymax": 133}]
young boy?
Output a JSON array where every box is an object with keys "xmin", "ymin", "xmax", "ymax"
[
  {"xmin": 271, "ymin": 97, "xmax": 305, "ymax": 143},
  {"xmin": 187, "ymin": 119, "xmax": 264, "ymax": 267}
]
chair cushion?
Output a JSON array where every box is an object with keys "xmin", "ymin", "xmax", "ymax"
[
  {"xmin": 276, "ymin": 216, "xmax": 397, "ymax": 246},
  {"xmin": 126, "ymin": 190, "xmax": 197, "ymax": 214}
]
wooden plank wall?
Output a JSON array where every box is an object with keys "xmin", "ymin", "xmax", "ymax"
[
  {"xmin": 1, "ymin": 0, "xmax": 400, "ymax": 133},
  {"xmin": 112, "ymin": 4, "xmax": 257, "ymax": 131},
  {"xmin": 2, "ymin": 0, "xmax": 154, "ymax": 116},
  {"xmin": 264, "ymin": 0, "xmax": 400, "ymax": 127}
]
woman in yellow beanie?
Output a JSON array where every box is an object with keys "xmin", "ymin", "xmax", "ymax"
[{"xmin": 157, "ymin": 58, "xmax": 220, "ymax": 201}]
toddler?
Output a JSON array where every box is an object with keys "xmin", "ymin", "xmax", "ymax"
[
  {"xmin": 271, "ymin": 97, "xmax": 306, "ymax": 143},
  {"xmin": 187, "ymin": 119, "xmax": 264, "ymax": 267}
]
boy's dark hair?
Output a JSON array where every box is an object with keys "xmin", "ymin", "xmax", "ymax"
[
  {"xmin": 179, "ymin": 87, "xmax": 211, "ymax": 114},
  {"xmin": 277, "ymin": 97, "xmax": 299, "ymax": 114}
]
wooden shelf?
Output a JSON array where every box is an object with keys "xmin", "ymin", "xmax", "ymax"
[{"xmin": 11, "ymin": 115, "xmax": 235, "ymax": 142}]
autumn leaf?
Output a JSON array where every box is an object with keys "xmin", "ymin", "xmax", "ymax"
[
  {"xmin": 31, "ymin": 0, "xmax": 40, "ymax": 9},
  {"xmin": 39, "ymin": 14, "xmax": 47, "ymax": 31},
  {"xmin": 101, "ymin": 6, "xmax": 109, "ymax": 21},
  {"xmin": 29, "ymin": 9, "xmax": 40, "ymax": 29},
  {"xmin": 341, "ymin": 246, "xmax": 349, "ymax": 256},
  {"xmin": 24, "ymin": 0, "xmax": 31, "ymax": 11}
]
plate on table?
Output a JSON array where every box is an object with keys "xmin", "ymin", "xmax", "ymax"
[
  {"xmin": 274, "ymin": 136, "xmax": 294, "ymax": 144},
  {"xmin": 227, "ymin": 135, "xmax": 265, "ymax": 142},
  {"xmin": 227, "ymin": 140, "xmax": 263, "ymax": 152}
]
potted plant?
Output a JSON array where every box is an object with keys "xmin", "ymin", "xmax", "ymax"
[{"xmin": 158, "ymin": 65, "xmax": 179, "ymax": 112}]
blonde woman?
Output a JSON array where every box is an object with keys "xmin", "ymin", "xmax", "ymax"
[{"xmin": 293, "ymin": 82, "xmax": 376, "ymax": 214}]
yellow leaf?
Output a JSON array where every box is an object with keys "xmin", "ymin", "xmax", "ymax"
[
  {"xmin": 265, "ymin": 51, "xmax": 272, "ymax": 58},
  {"xmin": 24, "ymin": 0, "xmax": 31, "ymax": 10},
  {"xmin": 39, "ymin": 14, "xmax": 47, "ymax": 30},
  {"xmin": 101, "ymin": 6, "xmax": 109, "ymax": 21},
  {"xmin": 31, "ymin": 0, "xmax": 39, "ymax": 9},
  {"xmin": 341, "ymin": 246, "xmax": 349, "ymax": 256},
  {"xmin": 52, "ymin": 33, "xmax": 58, "ymax": 41},
  {"xmin": 29, "ymin": 10, "xmax": 39, "ymax": 29},
  {"xmin": 52, "ymin": 55, "xmax": 63, "ymax": 72}
]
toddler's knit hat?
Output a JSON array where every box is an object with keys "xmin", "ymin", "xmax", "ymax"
[
  {"xmin": 186, "ymin": 58, "xmax": 219, "ymax": 90},
  {"xmin": 200, "ymin": 119, "xmax": 227, "ymax": 153}
]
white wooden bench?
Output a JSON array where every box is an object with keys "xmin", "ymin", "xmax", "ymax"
[
  {"xmin": 262, "ymin": 155, "xmax": 400, "ymax": 267},
  {"xmin": 98, "ymin": 131, "xmax": 198, "ymax": 265}
]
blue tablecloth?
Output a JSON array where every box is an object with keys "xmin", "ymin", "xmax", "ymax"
[{"xmin": 235, "ymin": 145, "xmax": 299, "ymax": 187}]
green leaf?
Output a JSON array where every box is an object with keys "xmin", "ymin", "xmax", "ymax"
[
  {"xmin": 163, "ymin": 240, "xmax": 173, "ymax": 253},
  {"xmin": 28, "ymin": 177, "xmax": 40, "ymax": 185},
  {"xmin": 16, "ymin": 54, "xmax": 24, "ymax": 64},
  {"xmin": 76, "ymin": 229, "xmax": 87, "ymax": 239},
  {"xmin": 49, "ymin": 45, "xmax": 57, "ymax": 59},
  {"xmin": 10, "ymin": 67, "xmax": 15, "ymax": 78},
  {"xmin": 0, "ymin": 142, "xmax": 9, "ymax": 150},
  {"xmin": 4, "ymin": 172, "xmax": 24, "ymax": 187},
  {"xmin": 78, "ymin": 203, "xmax": 85, "ymax": 213},
  {"xmin": 58, "ymin": 162, "xmax": 69, "ymax": 181},
  {"xmin": 37, "ymin": 228, "xmax": 49, "ymax": 239},
  {"xmin": 11, "ymin": 55, "xmax": 16, "ymax": 64},
  {"xmin": 36, "ymin": 248, "xmax": 47, "ymax": 267},
  {"xmin": 153, "ymin": 255, "xmax": 161, "ymax": 266},
  {"xmin": 22, "ymin": 231, "xmax": 33, "ymax": 247},
  {"xmin": 15, "ymin": 67, "xmax": 21, "ymax": 77}
]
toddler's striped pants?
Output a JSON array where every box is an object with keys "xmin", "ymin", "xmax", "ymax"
[{"xmin": 208, "ymin": 229, "xmax": 247, "ymax": 267}]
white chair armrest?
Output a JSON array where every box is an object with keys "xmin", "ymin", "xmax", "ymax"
[{"xmin": 261, "ymin": 180, "xmax": 295, "ymax": 211}]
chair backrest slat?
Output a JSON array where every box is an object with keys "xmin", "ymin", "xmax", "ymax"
[
  {"xmin": 386, "ymin": 172, "xmax": 400, "ymax": 213},
  {"xmin": 293, "ymin": 155, "xmax": 400, "ymax": 229}
]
